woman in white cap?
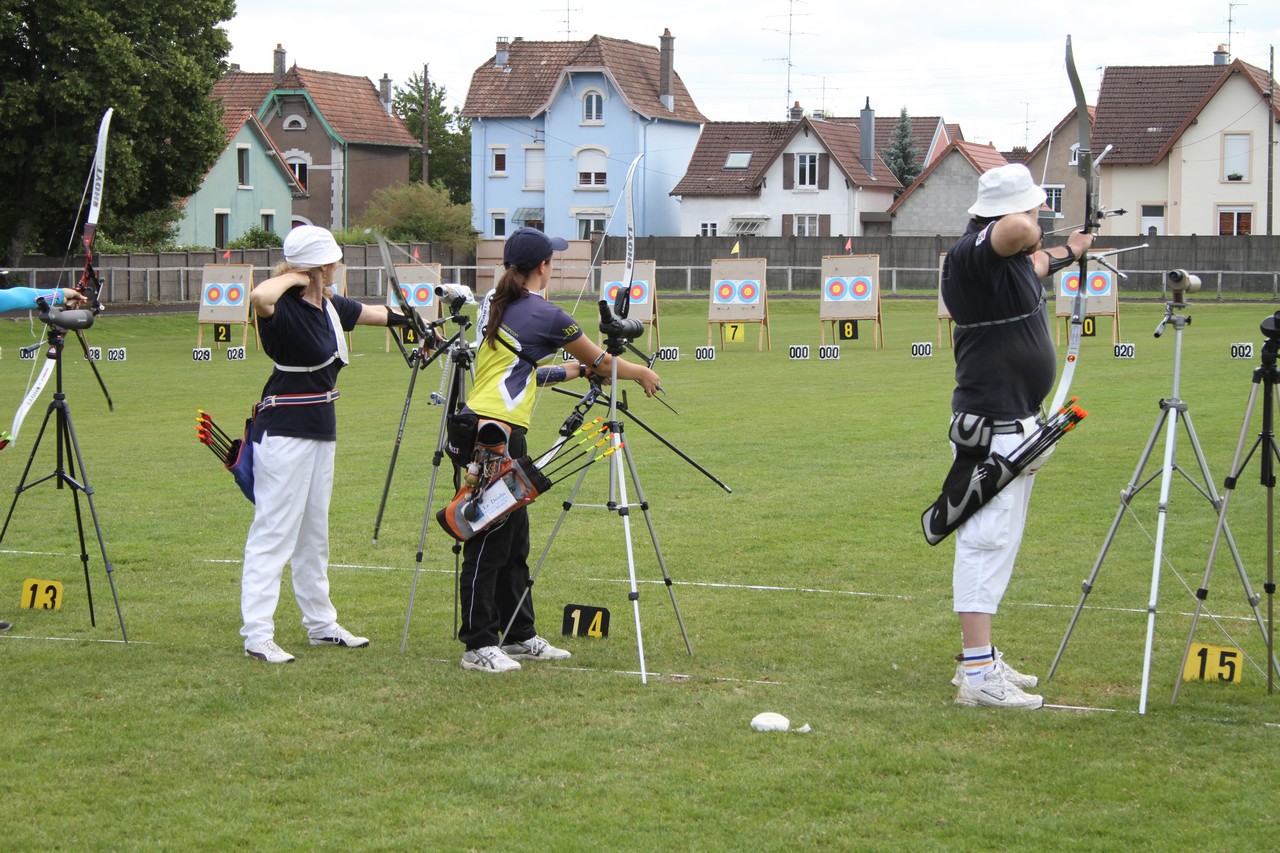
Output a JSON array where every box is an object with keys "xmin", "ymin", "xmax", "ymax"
[
  {"xmin": 939, "ymin": 163, "xmax": 1093, "ymax": 708},
  {"xmin": 456, "ymin": 226, "xmax": 660, "ymax": 673},
  {"xmin": 240, "ymin": 225, "xmax": 411, "ymax": 663}
]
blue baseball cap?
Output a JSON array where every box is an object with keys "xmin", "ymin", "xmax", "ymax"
[{"xmin": 503, "ymin": 226, "xmax": 569, "ymax": 270}]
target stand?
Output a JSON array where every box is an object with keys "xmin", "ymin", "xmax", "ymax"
[
  {"xmin": 708, "ymin": 258, "xmax": 770, "ymax": 351},
  {"xmin": 820, "ymin": 254, "xmax": 883, "ymax": 348},
  {"xmin": 1054, "ymin": 258, "xmax": 1120, "ymax": 346},
  {"xmin": 196, "ymin": 264, "xmax": 255, "ymax": 350},
  {"xmin": 936, "ymin": 253, "xmax": 955, "ymax": 347}
]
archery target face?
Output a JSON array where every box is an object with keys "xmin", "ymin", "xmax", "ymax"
[
  {"xmin": 714, "ymin": 280, "xmax": 737, "ymax": 303},
  {"xmin": 824, "ymin": 277, "xmax": 848, "ymax": 301},
  {"xmin": 1060, "ymin": 272, "xmax": 1081, "ymax": 297},
  {"xmin": 1087, "ymin": 271, "xmax": 1112, "ymax": 296},
  {"xmin": 605, "ymin": 280, "xmax": 651, "ymax": 304},
  {"xmin": 400, "ymin": 283, "xmax": 436, "ymax": 308},
  {"xmin": 737, "ymin": 280, "xmax": 760, "ymax": 304},
  {"xmin": 849, "ymin": 276, "xmax": 873, "ymax": 301}
]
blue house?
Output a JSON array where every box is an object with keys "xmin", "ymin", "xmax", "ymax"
[
  {"xmin": 176, "ymin": 109, "xmax": 304, "ymax": 248},
  {"xmin": 462, "ymin": 30, "xmax": 706, "ymax": 240}
]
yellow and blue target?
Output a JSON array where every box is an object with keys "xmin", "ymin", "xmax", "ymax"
[
  {"xmin": 1060, "ymin": 271, "xmax": 1113, "ymax": 298},
  {"xmin": 737, "ymin": 280, "xmax": 760, "ymax": 304},
  {"xmin": 824, "ymin": 276, "xmax": 848, "ymax": 300},
  {"xmin": 605, "ymin": 280, "xmax": 650, "ymax": 304},
  {"xmin": 714, "ymin": 280, "xmax": 737, "ymax": 303},
  {"xmin": 849, "ymin": 276, "xmax": 873, "ymax": 301},
  {"xmin": 400, "ymin": 283, "xmax": 436, "ymax": 308},
  {"xmin": 203, "ymin": 282, "xmax": 243, "ymax": 305}
]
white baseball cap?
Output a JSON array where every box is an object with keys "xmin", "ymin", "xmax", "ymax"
[
  {"xmin": 967, "ymin": 163, "xmax": 1048, "ymax": 217},
  {"xmin": 283, "ymin": 225, "xmax": 343, "ymax": 268}
]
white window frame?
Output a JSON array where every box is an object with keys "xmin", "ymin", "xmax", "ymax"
[
  {"xmin": 700, "ymin": 222, "xmax": 718, "ymax": 236},
  {"xmin": 1218, "ymin": 204, "xmax": 1253, "ymax": 236},
  {"xmin": 1223, "ymin": 132, "xmax": 1251, "ymax": 182},
  {"xmin": 490, "ymin": 145, "xmax": 509, "ymax": 177},
  {"xmin": 523, "ymin": 145, "xmax": 545, "ymax": 191},
  {"xmin": 729, "ymin": 216, "xmax": 768, "ymax": 235},
  {"xmin": 793, "ymin": 214, "xmax": 820, "ymax": 237},
  {"xmin": 282, "ymin": 114, "xmax": 307, "ymax": 131},
  {"xmin": 796, "ymin": 153, "xmax": 819, "ymax": 189},
  {"xmin": 236, "ymin": 145, "xmax": 252, "ymax": 188},
  {"xmin": 575, "ymin": 147, "xmax": 609, "ymax": 190},
  {"xmin": 1043, "ymin": 184, "xmax": 1064, "ymax": 218},
  {"xmin": 582, "ymin": 90, "xmax": 605, "ymax": 124}
]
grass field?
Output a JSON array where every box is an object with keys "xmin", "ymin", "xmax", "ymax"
[{"xmin": 2, "ymin": 295, "xmax": 1280, "ymax": 850}]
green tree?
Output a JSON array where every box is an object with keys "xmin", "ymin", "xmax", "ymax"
[
  {"xmin": 0, "ymin": 0, "xmax": 234, "ymax": 264},
  {"xmin": 884, "ymin": 106, "xmax": 922, "ymax": 193},
  {"xmin": 392, "ymin": 70, "xmax": 471, "ymax": 204},
  {"xmin": 359, "ymin": 182, "xmax": 473, "ymax": 251}
]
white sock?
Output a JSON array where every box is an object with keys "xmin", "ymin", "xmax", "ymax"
[{"xmin": 961, "ymin": 645, "xmax": 996, "ymax": 685}]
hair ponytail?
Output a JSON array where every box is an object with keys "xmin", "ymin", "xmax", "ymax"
[{"xmin": 483, "ymin": 267, "xmax": 529, "ymax": 349}]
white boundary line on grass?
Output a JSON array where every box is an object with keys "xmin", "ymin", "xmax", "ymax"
[{"xmin": 0, "ymin": 634, "xmax": 157, "ymax": 645}]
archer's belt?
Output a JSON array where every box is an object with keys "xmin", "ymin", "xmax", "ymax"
[
  {"xmin": 990, "ymin": 419, "xmax": 1025, "ymax": 435},
  {"xmin": 255, "ymin": 390, "xmax": 340, "ymax": 415}
]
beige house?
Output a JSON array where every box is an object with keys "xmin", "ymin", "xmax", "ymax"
[{"xmin": 1092, "ymin": 49, "xmax": 1280, "ymax": 237}]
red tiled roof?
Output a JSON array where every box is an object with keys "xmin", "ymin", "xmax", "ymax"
[
  {"xmin": 462, "ymin": 34, "xmax": 705, "ymax": 123},
  {"xmin": 213, "ymin": 66, "xmax": 417, "ymax": 148},
  {"xmin": 869, "ymin": 114, "xmax": 946, "ymax": 165},
  {"xmin": 887, "ymin": 140, "xmax": 1007, "ymax": 214},
  {"xmin": 1094, "ymin": 59, "xmax": 1278, "ymax": 165},
  {"xmin": 669, "ymin": 117, "xmax": 900, "ymax": 197},
  {"xmin": 200, "ymin": 109, "xmax": 305, "ymax": 195}
]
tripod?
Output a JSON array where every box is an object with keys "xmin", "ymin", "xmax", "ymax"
[
  {"xmin": 0, "ymin": 321, "xmax": 126, "ymax": 640},
  {"xmin": 1172, "ymin": 314, "xmax": 1280, "ymax": 703},
  {"xmin": 502, "ymin": 314, "xmax": 699, "ymax": 684},
  {"xmin": 1048, "ymin": 298, "xmax": 1259, "ymax": 713},
  {"xmin": 399, "ymin": 314, "xmax": 474, "ymax": 652}
]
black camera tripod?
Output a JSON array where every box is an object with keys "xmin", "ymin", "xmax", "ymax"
[
  {"xmin": 0, "ymin": 316, "xmax": 126, "ymax": 639},
  {"xmin": 1171, "ymin": 311, "xmax": 1280, "ymax": 702}
]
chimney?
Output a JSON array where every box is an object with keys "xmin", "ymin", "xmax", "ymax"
[
  {"xmin": 789, "ymin": 101, "xmax": 804, "ymax": 121},
  {"xmin": 379, "ymin": 74, "xmax": 392, "ymax": 115},
  {"xmin": 860, "ymin": 97, "xmax": 875, "ymax": 177},
  {"xmin": 273, "ymin": 44, "xmax": 286, "ymax": 86},
  {"xmin": 1213, "ymin": 43, "xmax": 1230, "ymax": 65},
  {"xmin": 659, "ymin": 29, "xmax": 675, "ymax": 112},
  {"xmin": 495, "ymin": 37, "xmax": 510, "ymax": 68}
]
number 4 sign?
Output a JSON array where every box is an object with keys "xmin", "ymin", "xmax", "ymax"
[{"xmin": 562, "ymin": 604, "xmax": 610, "ymax": 638}]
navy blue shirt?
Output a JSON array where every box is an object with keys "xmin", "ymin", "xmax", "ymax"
[
  {"xmin": 253, "ymin": 290, "xmax": 362, "ymax": 442},
  {"xmin": 942, "ymin": 220, "xmax": 1056, "ymax": 419}
]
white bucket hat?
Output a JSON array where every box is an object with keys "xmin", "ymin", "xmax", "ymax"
[
  {"xmin": 283, "ymin": 225, "xmax": 343, "ymax": 268},
  {"xmin": 967, "ymin": 163, "xmax": 1048, "ymax": 217}
]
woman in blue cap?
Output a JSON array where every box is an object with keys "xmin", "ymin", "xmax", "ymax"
[{"xmin": 457, "ymin": 226, "xmax": 660, "ymax": 673}]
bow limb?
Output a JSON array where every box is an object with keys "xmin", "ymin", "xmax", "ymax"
[
  {"xmin": 614, "ymin": 154, "xmax": 642, "ymax": 317},
  {"xmin": 1047, "ymin": 36, "xmax": 1096, "ymax": 415},
  {"xmin": 376, "ymin": 233, "xmax": 433, "ymax": 365},
  {"xmin": 5, "ymin": 348, "xmax": 57, "ymax": 448}
]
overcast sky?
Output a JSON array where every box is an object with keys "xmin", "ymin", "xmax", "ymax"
[{"xmin": 224, "ymin": 0, "xmax": 1280, "ymax": 152}]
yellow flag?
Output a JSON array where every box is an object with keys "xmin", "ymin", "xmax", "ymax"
[{"xmin": 730, "ymin": 241, "xmax": 740, "ymax": 256}]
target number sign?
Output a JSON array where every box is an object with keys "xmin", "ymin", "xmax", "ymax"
[
  {"xmin": 22, "ymin": 578, "xmax": 63, "ymax": 610},
  {"xmin": 1182, "ymin": 643, "xmax": 1242, "ymax": 683},
  {"xmin": 837, "ymin": 320, "xmax": 859, "ymax": 341},
  {"xmin": 562, "ymin": 604, "xmax": 609, "ymax": 638},
  {"xmin": 214, "ymin": 323, "xmax": 231, "ymax": 343}
]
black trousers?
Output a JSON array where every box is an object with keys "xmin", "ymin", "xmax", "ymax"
[{"xmin": 457, "ymin": 425, "xmax": 536, "ymax": 649}]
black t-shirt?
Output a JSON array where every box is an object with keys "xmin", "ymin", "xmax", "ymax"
[
  {"xmin": 252, "ymin": 290, "xmax": 362, "ymax": 442},
  {"xmin": 942, "ymin": 220, "xmax": 1056, "ymax": 419}
]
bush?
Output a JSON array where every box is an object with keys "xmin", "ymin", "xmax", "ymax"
[
  {"xmin": 357, "ymin": 182, "xmax": 473, "ymax": 251},
  {"xmin": 226, "ymin": 226, "xmax": 283, "ymax": 250}
]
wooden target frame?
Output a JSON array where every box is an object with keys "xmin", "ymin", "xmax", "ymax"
[
  {"xmin": 600, "ymin": 260, "xmax": 659, "ymax": 348},
  {"xmin": 1054, "ymin": 254, "xmax": 1120, "ymax": 345},
  {"xmin": 708, "ymin": 258, "xmax": 771, "ymax": 351},
  {"xmin": 385, "ymin": 263, "xmax": 442, "ymax": 352},
  {"xmin": 937, "ymin": 253, "xmax": 954, "ymax": 347},
  {"xmin": 819, "ymin": 254, "xmax": 883, "ymax": 348},
  {"xmin": 197, "ymin": 264, "xmax": 254, "ymax": 349}
]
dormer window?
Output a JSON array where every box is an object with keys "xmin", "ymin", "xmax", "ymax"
[
  {"xmin": 582, "ymin": 90, "xmax": 604, "ymax": 124},
  {"xmin": 283, "ymin": 114, "xmax": 307, "ymax": 131}
]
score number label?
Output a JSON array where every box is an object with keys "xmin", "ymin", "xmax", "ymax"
[
  {"xmin": 1231, "ymin": 343, "xmax": 1254, "ymax": 360},
  {"xmin": 1114, "ymin": 343, "xmax": 1136, "ymax": 359},
  {"xmin": 1182, "ymin": 643, "xmax": 1243, "ymax": 683},
  {"xmin": 21, "ymin": 578, "xmax": 64, "ymax": 610},
  {"xmin": 562, "ymin": 604, "xmax": 610, "ymax": 638},
  {"xmin": 911, "ymin": 342, "xmax": 933, "ymax": 358}
]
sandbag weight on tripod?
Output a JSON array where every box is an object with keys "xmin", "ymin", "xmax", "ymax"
[{"xmin": 436, "ymin": 454, "xmax": 553, "ymax": 541}]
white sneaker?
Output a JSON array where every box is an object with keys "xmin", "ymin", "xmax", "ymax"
[
  {"xmin": 461, "ymin": 645, "xmax": 522, "ymax": 673},
  {"xmin": 951, "ymin": 647, "xmax": 1039, "ymax": 689},
  {"xmin": 501, "ymin": 635, "xmax": 571, "ymax": 661},
  {"xmin": 955, "ymin": 669, "xmax": 1043, "ymax": 709},
  {"xmin": 245, "ymin": 639, "xmax": 295, "ymax": 663},
  {"xmin": 309, "ymin": 625, "xmax": 370, "ymax": 648}
]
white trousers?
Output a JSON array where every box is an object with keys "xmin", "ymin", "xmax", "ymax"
[
  {"xmin": 952, "ymin": 417, "xmax": 1039, "ymax": 614},
  {"xmin": 240, "ymin": 433, "xmax": 340, "ymax": 645}
]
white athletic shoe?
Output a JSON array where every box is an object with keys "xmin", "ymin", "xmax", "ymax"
[
  {"xmin": 501, "ymin": 635, "xmax": 571, "ymax": 661},
  {"xmin": 951, "ymin": 647, "xmax": 1039, "ymax": 689},
  {"xmin": 955, "ymin": 669, "xmax": 1043, "ymax": 710},
  {"xmin": 309, "ymin": 625, "xmax": 370, "ymax": 648},
  {"xmin": 245, "ymin": 639, "xmax": 295, "ymax": 664},
  {"xmin": 461, "ymin": 645, "xmax": 522, "ymax": 673}
]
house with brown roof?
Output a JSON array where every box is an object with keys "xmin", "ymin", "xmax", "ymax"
[
  {"xmin": 175, "ymin": 109, "xmax": 305, "ymax": 248},
  {"xmin": 670, "ymin": 102, "xmax": 901, "ymax": 238},
  {"xmin": 869, "ymin": 112, "xmax": 957, "ymax": 171},
  {"xmin": 213, "ymin": 45, "xmax": 419, "ymax": 231},
  {"xmin": 462, "ymin": 30, "xmax": 705, "ymax": 240},
  {"xmin": 885, "ymin": 141, "xmax": 1008, "ymax": 236},
  {"xmin": 1092, "ymin": 46, "xmax": 1280, "ymax": 236}
]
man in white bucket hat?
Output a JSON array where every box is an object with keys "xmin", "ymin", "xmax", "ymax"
[{"xmin": 937, "ymin": 163, "xmax": 1094, "ymax": 709}]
